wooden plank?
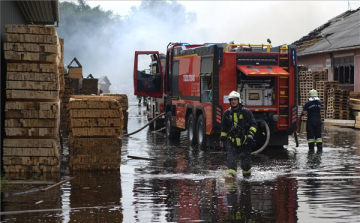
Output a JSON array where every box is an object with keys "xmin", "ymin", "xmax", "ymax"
[
  {"xmin": 70, "ymin": 164, "xmax": 120, "ymax": 171},
  {"xmin": 69, "ymin": 97, "xmax": 120, "ymax": 109},
  {"xmin": 71, "ymin": 127, "xmax": 122, "ymax": 137},
  {"xmin": 41, "ymin": 177, "xmax": 74, "ymax": 192},
  {"xmin": 4, "ymin": 51, "xmax": 59, "ymax": 63},
  {"xmin": 5, "ymin": 110, "xmax": 59, "ymax": 119},
  {"xmin": 5, "ymin": 118, "xmax": 58, "ymax": 128},
  {"xmin": 5, "ymin": 127, "xmax": 58, "ymax": 137},
  {"xmin": 69, "ymin": 109, "xmax": 122, "ymax": 118},
  {"xmin": 7, "ymin": 71, "xmax": 58, "ymax": 82},
  {"xmin": 70, "ymin": 146, "xmax": 121, "ymax": 155},
  {"xmin": 6, "ymin": 180, "xmax": 56, "ymax": 185},
  {"xmin": 6, "ymin": 81, "xmax": 59, "ymax": 90},
  {"xmin": 6, "ymin": 89, "xmax": 59, "ymax": 100},
  {"xmin": 5, "ymin": 101, "xmax": 60, "ymax": 111},
  {"xmin": 69, "ymin": 136, "xmax": 122, "ymax": 147},
  {"xmin": 128, "ymin": 155, "xmax": 155, "ymax": 161},
  {"xmin": 70, "ymin": 155, "xmax": 121, "ymax": 165},
  {"xmin": 70, "ymin": 118, "xmax": 122, "ymax": 127},
  {"xmin": 5, "ymin": 33, "xmax": 59, "ymax": 44},
  {"xmin": 2, "ymin": 156, "xmax": 59, "ymax": 165},
  {"xmin": 5, "ymin": 24, "xmax": 57, "ymax": 35},
  {"xmin": 3, "ymin": 164, "xmax": 60, "ymax": 173},
  {"xmin": 4, "ymin": 42, "xmax": 59, "ymax": 53},
  {"xmin": 7, "ymin": 63, "xmax": 58, "ymax": 73},
  {"xmin": 3, "ymin": 147, "xmax": 59, "ymax": 157},
  {"xmin": 3, "ymin": 138, "xmax": 58, "ymax": 148}
]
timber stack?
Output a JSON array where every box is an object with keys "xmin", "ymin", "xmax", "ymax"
[
  {"xmin": 349, "ymin": 92, "xmax": 360, "ymax": 129},
  {"xmin": 3, "ymin": 24, "xmax": 61, "ymax": 173},
  {"xmin": 80, "ymin": 76, "xmax": 98, "ymax": 95},
  {"xmin": 69, "ymin": 95, "xmax": 125, "ymax": 171},
  {"xmin": 60, "ymin": 77, "xmax": 80, "ymax": 136},
  {"xmin": 102, "ymin": 93, "xmax": 129, "ymax": 132},
  {"xmin": 326, "ymin": 88, "xmax": 350, "ymax": 120}
]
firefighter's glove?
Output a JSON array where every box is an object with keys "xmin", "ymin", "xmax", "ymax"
[{"xmin": 246, "ymin": 134, "xmax": 254, "ymax": 145}]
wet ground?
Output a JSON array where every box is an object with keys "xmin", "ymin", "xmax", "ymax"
[{"xmin": 1, "ymin": 101, "xmax": 360, "ymax": 222}]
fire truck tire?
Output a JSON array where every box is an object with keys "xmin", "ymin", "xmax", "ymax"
[
  {"xmin": 187, "ymin": 114, "xmax": 197, "ymax": 145},
  {"xmin": 196, "ymin": 114, "xmax": 207, "ymax": 149},
  {"xmin": 166, "ymin": 111, "xmax": 180, "ymax": 139}
]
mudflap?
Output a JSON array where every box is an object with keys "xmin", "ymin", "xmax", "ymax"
[
  {"xmin": 268, "ymin": 130, "xmax": 288, "ymax": 147},
  {"xmin": 205, "ymin": 133, "xmax": 221, "ymax": 149}
]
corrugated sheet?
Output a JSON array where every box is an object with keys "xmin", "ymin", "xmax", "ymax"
[
  {"xmin": 17, "ymin": 0, "xmax": 59, "ymax": 25},
  {"xmin": 296, "ymin": 8, "xmax": 360, "ymax": 56}
]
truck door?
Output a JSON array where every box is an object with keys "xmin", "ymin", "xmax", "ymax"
[{"xmin": 133, "ymin": 51, "xmax": 163, "ymax": 98}]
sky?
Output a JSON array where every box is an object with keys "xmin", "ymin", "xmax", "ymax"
[{"xmin": 63, "ymin": 1, "xmax": 360, "ymax": 94}]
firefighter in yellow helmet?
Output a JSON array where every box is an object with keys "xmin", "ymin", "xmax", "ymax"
[
  {"xmin": 301, "ymin": 89, "xmax": 322, "ymax": 151},
  {"xmin": 220, "ymin": 91, "xmax": 257, "ymax": 178}
]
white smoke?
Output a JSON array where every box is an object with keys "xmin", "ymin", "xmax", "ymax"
[{"xmin": 58, "ymin": 0, "xmax": 204, "ymax": 94}]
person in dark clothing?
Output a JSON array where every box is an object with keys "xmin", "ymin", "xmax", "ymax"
[
  {"xmin": 220, "ymin": 91, "xmax": 257, "ymax": 178},
  {"xmin": 302, "ymin": 89, "xmax": 322, "ymax": 151}
]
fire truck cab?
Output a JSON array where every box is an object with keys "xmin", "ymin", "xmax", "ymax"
[{"xmin": 134, "ymin": 42, "xmax": 298, "ymax": 151}]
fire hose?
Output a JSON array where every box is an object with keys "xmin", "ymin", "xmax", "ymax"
[
  {"xmin": 124, "ymin": 113, "xmax": 269, "ymax": 155},
  {"xmin": 123, "ymin": 113, "xmax": 165, "ymax": 137},
  {"xmin": 251, "ymin": 121, "xmax": 270, "ymax": 155}
]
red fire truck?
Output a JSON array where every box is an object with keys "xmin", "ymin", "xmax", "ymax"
[{"xmin": 133, "ymin": 42, "xmax": 298, "ymax": 151}]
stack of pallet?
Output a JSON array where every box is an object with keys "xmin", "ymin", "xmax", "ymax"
[
  {"xmin": 326, "ymin": 89, "xmax": 350, "ymax": 120},
  {"xmin": 298, "ymin": 71, "xmax": 314, "ymax": 106},
  {"xmin": 315, "ymin": 81, "xmax": 339, "ymax": 120},
  {"xmin": 60, "ymin": 77, "xmax": 80, "ymax": 137},
  {"xmin": 312, "ymin": 70, "xmax": 328, "ymax": 84},
  {"xmin": 3, "ymin": 24, "xmax": 61, "ymax": 173},
  {"xmin": 69, "ymin": 95, "xmax": 125, "ymax": 171},
  {"xmin": 349, "ymin": 92, "xmax": 360, "ymax": 129}
]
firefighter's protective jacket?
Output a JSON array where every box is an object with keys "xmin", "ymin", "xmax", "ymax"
[{"xmin": 220, "ymin": 106, "xmax": 257, "ymax": 146}]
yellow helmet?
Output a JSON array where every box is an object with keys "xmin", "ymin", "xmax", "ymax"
[
  {"xmin": 228, "ymin": 91, "xmax": 241, "ymax": 103},
  {"xmin": 309, "ymin": 89, "xmax": 318, "ymax": 97}
]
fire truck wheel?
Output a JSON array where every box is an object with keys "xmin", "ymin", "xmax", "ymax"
[
  {"xmin": 166, "ymin": 111, "xmax": 180, "ymax": 139},
  {"xmin": 196, "ymin": 114, "xmax": 207, "ymax": 149},
  {"xmin": 187, "ymin": 114, "xmax": 197, "ymax": 145}
]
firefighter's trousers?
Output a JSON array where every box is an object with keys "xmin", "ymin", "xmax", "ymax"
[
  {"xmin": 226, "ymin": 140, "xmax": 251, "ymax": 173},
  {"xmin": 306, "ymin": 119, "xmax": 322, "ymax": 151}
]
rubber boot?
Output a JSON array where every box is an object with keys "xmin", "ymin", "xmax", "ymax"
[
  {"xmin": 308, "ymin": 142, "xmax": 315, "ymax": 151},
  {"xmin": 316, "ymin": 142, "xmax": 323, "ymax": 153}
]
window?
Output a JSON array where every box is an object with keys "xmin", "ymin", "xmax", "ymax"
[{"xmin": 333, "ymin": 56, "xmax": 354, "ymax": 85}]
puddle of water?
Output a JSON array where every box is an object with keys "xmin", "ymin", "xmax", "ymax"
[{"xmin": 1, "ymin": 100, "xmax": 360, "ymax": 222}]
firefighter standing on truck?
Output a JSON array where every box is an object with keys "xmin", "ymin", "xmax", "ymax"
[
  {"xmin": 301, "ymin": 89, "xmax": 322, "ymax": 152},
  {"xmin": 220, "ymin": 91, "xmax": 257, "ymax": 178}
]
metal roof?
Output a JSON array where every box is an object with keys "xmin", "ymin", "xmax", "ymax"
[
  {"xmin": 17, "ymin": 0, "xmax": 59, "ymax": 25},
  {"xmin": 295, "ymin": 8, "xmax": 360, "ymax": 56}
]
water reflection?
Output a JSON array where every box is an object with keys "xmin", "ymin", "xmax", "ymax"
[{"xmin": 1, "ymin": 104, "xmax": 360, "ymax": 222}]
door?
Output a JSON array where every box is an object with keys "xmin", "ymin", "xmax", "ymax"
[{"xmin": 133, "ymin": 51, "xmax": 163, "ymax": 98}]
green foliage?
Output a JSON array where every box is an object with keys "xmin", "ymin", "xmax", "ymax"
[{"xmin": 0, "ymin": 176, "xmax": 9, "ymax": 192}]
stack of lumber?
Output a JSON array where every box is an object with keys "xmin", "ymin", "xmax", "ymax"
[
  {"xmin": 102, "ymin": 93, "xmax": 129, "ymax": 132},
  {"xmin": 3, "ymin": 24, "xmax": 61, "ymax": 173},
  {"xmin": 69, "ymin": 96, "xmax": 125, "ymax": 171},
  {"xmin": 349, "ymin": 92, "xmax": 360, "ymax": 129},
  {"xmin": 80, "ymin": 78, "xmax": 98, "ymax": 95},
  {"xmin": 60, "ymin": 77, "xmax": 80, "ymax": 136},
  {"xmin": 59, "ymin": 38, "xmax": 65, "ymax": 97},
  {"xmin": 326, "ymin": 88, "xmax": 350, "ymax": 120}
]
